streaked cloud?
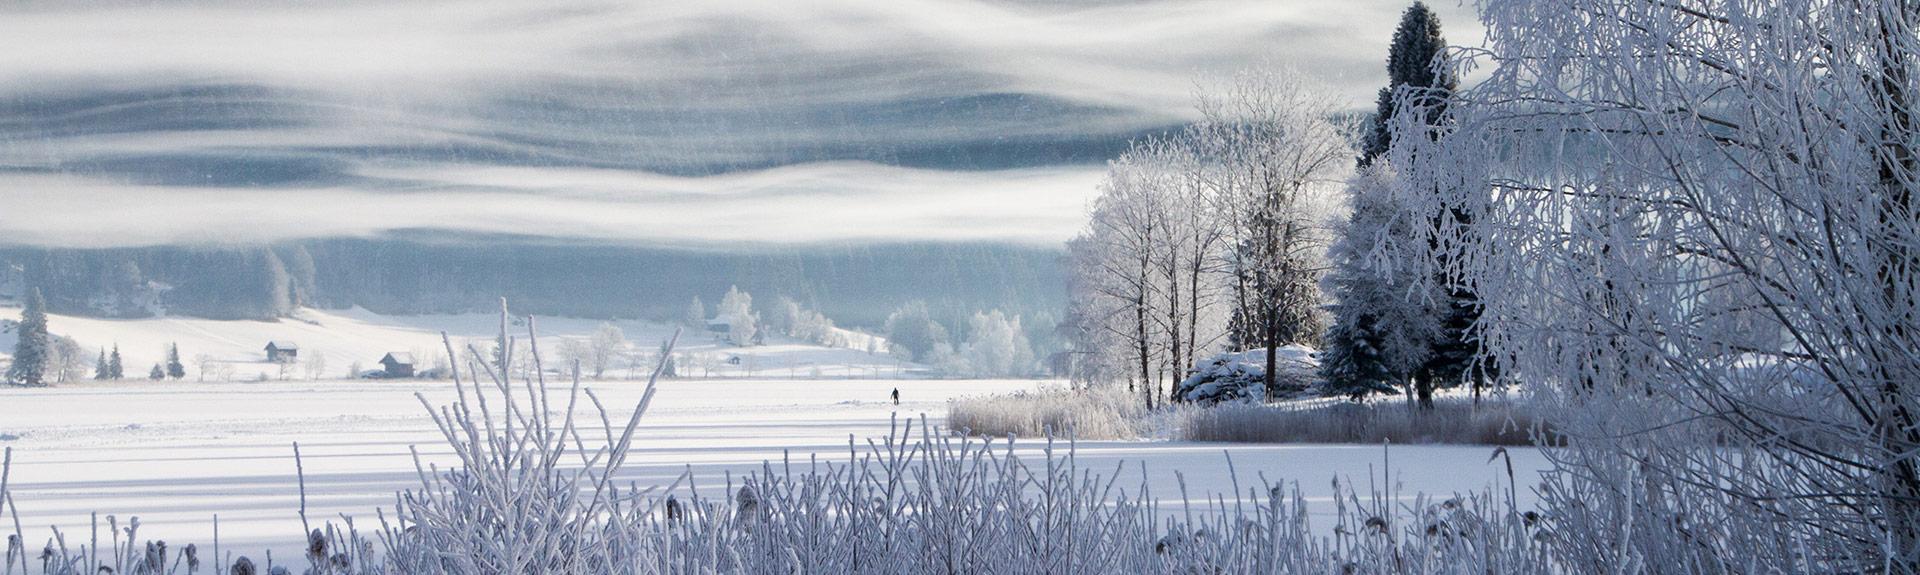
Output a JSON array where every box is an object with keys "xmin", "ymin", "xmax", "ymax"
[
  {"xmin": 0, "ymin": 0, "xmax": 1482, "ymax": 247},
  {"xmin": 0, "ymin": 163, "xmax": 1104, "ymax": 248}
]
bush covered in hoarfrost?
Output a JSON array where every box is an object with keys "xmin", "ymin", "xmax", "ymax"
[
  {"xmin": 946, "ymin": 384, "xmax": 1142, "ymax": 440},
  {"xmin": 1172, "ymin": 346, "xmax": 1319, "ymax": 404}
]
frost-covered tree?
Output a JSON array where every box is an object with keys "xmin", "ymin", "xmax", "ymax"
[
  {"xmin": 587, "ymin": 322, "xmax": 625, "ymax": 379},
  {"xmin": 1331, "ymin": 1, "xmax": 1474, "ymax": 407},
  {"xmin": 961, "ymin": 310, "xmax": 1035, "ymax": 378},
  {"xmin": 717, "ymin": 286, "xmax": 759, "ymax": 346},
  {"xmin": 47, "ymin": 335, "xmax": 87, "ymax": 383},
  {"xmin": 883, "ymin": 301, "xmax": 949, "ymax": 364},
  {"xmin": 1319, "ymin": 164, "xmax": 1442, "ymax": 399},
  {"xmin": 1399, "ymin": 0, "xmax": 1920, "ymax": 569},
  {"xmin": 1192, "ymin": 67, "xmax": 1354, "ymax": 398},
  {"xmin": 7, "ymin": 288, "xmax": 50, "ymax": 385},
  {"xmin": 147, "ymin": 363, "xmax": 164, "ymax": 380},
  {"xmin": 93, "ymin": 348, "xmax": 108, "ymax": 380},
  {"xmin": 555, "ymin": 337, "xmax": 590, "ymax": 376},
  {"xmin": 194, "ymin": 353, "xmax": 217, "ymax": 382},
  {"xmin": 304, "ymin": 352, "xmax": 327, "ymax": 380},
  {"xmin": 1067, "ymin": 140, "xmax": 1190, "ymax": 406},
  {"xmin": 767, "ymin": 295, "xmax": 844, "ymax": 347}
]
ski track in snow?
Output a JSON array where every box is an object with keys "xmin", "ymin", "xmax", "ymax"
[{"xmin": 0, "ymin": 378, "xmax": 1550, "ymax": 561}]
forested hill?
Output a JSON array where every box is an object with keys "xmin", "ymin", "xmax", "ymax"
[{"xmin": 0, "ymin": 238, "xmax": 1065, "ymax": 329}]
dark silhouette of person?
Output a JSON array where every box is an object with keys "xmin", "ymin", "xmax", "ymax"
[{"xmin": 891, "ymin": 387, "xmax": 900, "ymax": 405}]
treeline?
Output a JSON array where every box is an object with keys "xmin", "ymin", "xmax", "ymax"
[{"xmin": 0, "ymin": 239, "xmax": 1064, "ymax": 329}]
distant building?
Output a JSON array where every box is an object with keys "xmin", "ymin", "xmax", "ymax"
[
  {"xmin": 265, "ymin": 341, "xmax": 299, "ymax": 362},
  {"xmin": 380, "ymin": 352, "xmax": 415, "ymax": 378},
  {"xmin": 707, "ymin": 314, "xmax": 741, "ymax": 342}
]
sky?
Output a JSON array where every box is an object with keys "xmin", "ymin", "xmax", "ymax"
[{"xmin": 0, "ymin": 0, "xmax": 1482, "ymax": 249}]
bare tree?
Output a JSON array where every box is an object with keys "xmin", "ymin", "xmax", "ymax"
[
  {"xmin": 304, "ymin": 352, "xmax": 327, "ymax": 380},
  {"xmin": 687, "ymin": 352, "xmax": 722, "ymax": 378},
  {"xmin": 739, "ymin": 352, "xmax": 759, "ymax": 378},
  {"xmin": 276, "ymin": 355, "xmax": 298, "ymax": 380}
]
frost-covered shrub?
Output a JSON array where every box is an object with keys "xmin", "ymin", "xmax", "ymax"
[
  {"xmin": 1172, "ymin": 346, "xmax": 1319, "ymax": 404},
  {"xmin": 946, "ymin": 385, "xmax": 1141, "ymax": 439}
]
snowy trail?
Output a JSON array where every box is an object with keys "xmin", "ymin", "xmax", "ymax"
[{"xmin": 0, "ymin": 378, "xmax": 1549, "ymax": 561}]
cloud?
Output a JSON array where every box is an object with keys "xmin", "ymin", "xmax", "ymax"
[
  {"xmin": 0, "ymin": 0, "xmax": 1483, "ymax": 248},
  {"xmin": 0, "ymin": 0, "xmax": 1481, "ymax": 113},
  {"xmin": 0, "ymin": 163, "xmax": 1105, "ymax": 249}
]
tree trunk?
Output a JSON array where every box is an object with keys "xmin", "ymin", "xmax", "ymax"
[
  {"xmin": 1137, "ymin": 295, "xmax": 1153, "ymax": 411},
  {"xmin": 1414, "ymin": 369, "xmax": 1434, "ymax": 410}
]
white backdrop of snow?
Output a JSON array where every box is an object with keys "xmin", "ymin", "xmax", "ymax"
[{"xmin": 0, "ymin": 376, "xmax": 1547, "ymax": 560}]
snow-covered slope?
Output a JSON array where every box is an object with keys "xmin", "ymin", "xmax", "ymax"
[{"xmin": 0, "ymin": 306, "xmax": 911, "ymax": 382}]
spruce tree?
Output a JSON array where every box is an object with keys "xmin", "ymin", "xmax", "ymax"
[
  {"xmin": 7, "ymin": 288, "xmax": 50, "ymax": 385},
  {"xmin": 1390, "ymin": 3, "xmax": 1488, "ymax": 405},
  {"xmin": 108, "ymin": 344, "xmax": 124, "ymax": 379},
  {"xmin": 166, "ymin": 343, "xmax": 185, "ymax": 380},
  {"xmin": 1358, "ymin": 2, "xmax": 1456, "ymax": 168},
  {"xmin": 1332, "ymin": 2, "xmax": 1482, "ymax": 408},
  {"xmin": 657, "ymin": 339, "xmax": 677, "ymax": 378},
  {"xmin": 1321, "ymin": 165, "xmax": 1442, "ymax": 399},
  {"xmin": 148, "ymin": 363, "xmax": 165, "ymax": 380},
  {"xmin": 94, "ymin": 348, "xmax": 109, "ymax": 380}
]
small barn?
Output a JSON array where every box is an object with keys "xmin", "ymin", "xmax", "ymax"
[
  {"xmin": 380, "ymin": 352, "xmax": 415, "ymax": 379},
  {"xmin": 265, "ymin": 341, "xmax": 299, "ymax": 362}
]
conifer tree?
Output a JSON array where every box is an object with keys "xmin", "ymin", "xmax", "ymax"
[
  {"xmin": 1358, "ymin": 2, "xmax": 1455, "ymax": 168},
  {"xmin": 166, "ymin": 343, "xmax": 185, "ymax": 380},
  {"xmin": 108, "ymin": 344, "xmax": 123, "ymax": 379},
  {"xmin": 94, "ymin": 348, "xmax": 109, "ymax": 380},
  {"xmin": 1321, "ymin": 166, "xmax": 1441, "ymax": 399},
  {"xmin": 657, "ymin": 338, "xmax": 677, "ymax": 378},
  {"xmin": 148, "ymin": 363, "xmax": 165, "ymax": 380},
  {"xmin": 1328, "ymin": 1, "xmax": 1479, "ymax": 408},
  {"xmin": 7, "ymin": 288, "xmax": 50, "ymax": 385}
]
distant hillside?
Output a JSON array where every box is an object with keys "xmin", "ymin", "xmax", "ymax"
[{"xmin": 0, "ymin": 238, "xmax": 1067, "ymax": 331}]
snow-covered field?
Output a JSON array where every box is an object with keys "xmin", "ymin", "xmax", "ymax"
[
  {"xmin": 0, "ymin": 376, "xmax": 1550, "ymax": 561},
  {"xmin": 0, "ymin": 303, "xmax": 1548, "ymax": 561}
]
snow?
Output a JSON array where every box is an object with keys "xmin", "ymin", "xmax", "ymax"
[{"xmin": 0, "ymin": 375, "xmax": 1550, "ymax": 561}]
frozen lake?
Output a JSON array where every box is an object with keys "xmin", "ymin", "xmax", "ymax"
[{"xmin": 0, "ymin": 378, "xmax": 1549, "ymax": 560}]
